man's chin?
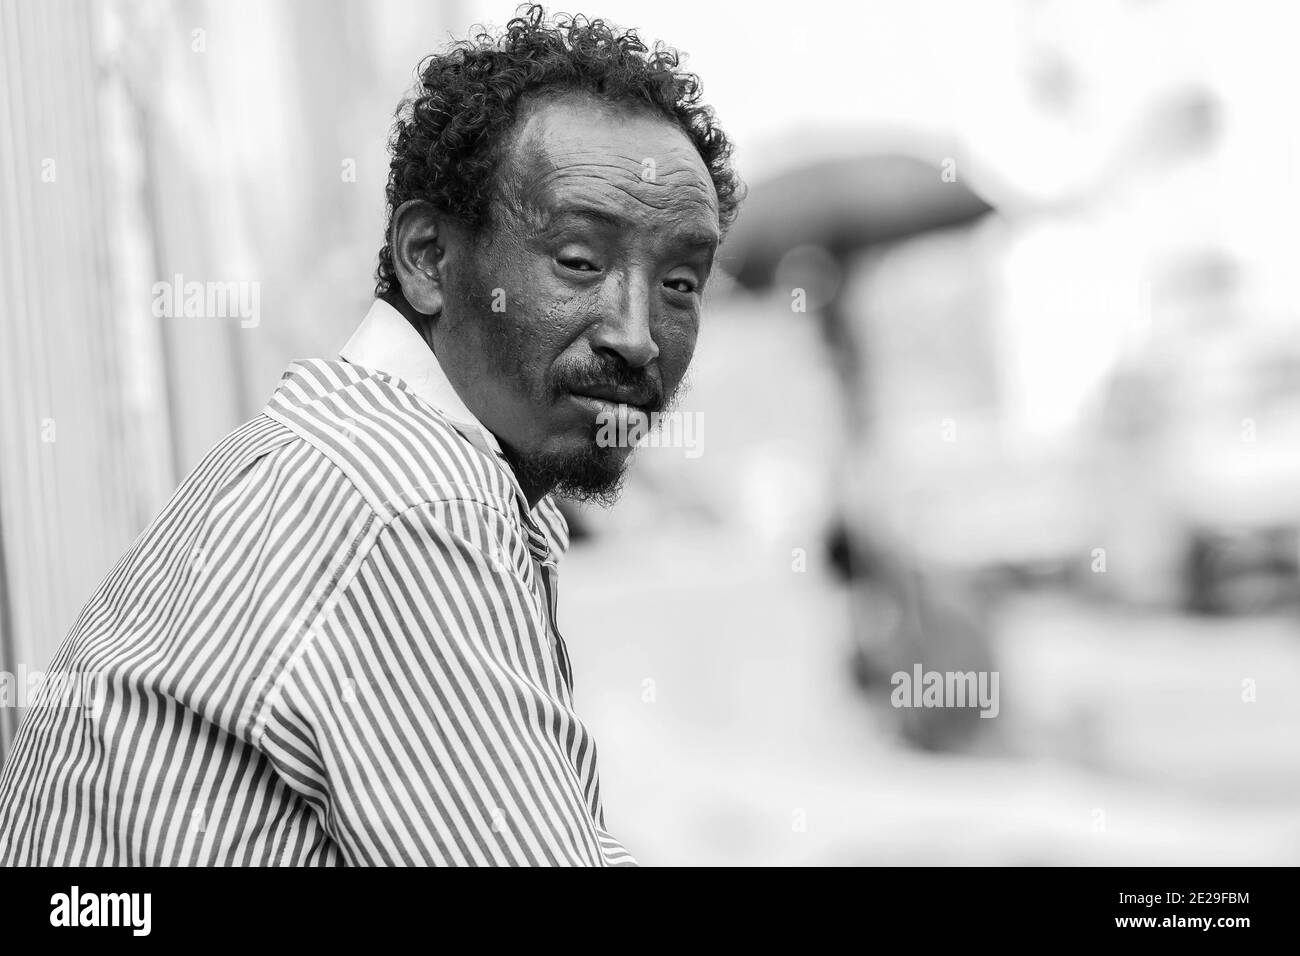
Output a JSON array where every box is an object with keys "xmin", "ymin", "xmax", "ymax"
[
  {"xmin": 516, "ymin": 441, "xmax": 632, "ymax": 507},
  {"xmin": 551, "ymin": 469, "xmax": 626, "ymax": 506}
]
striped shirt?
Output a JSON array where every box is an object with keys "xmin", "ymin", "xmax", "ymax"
[{"xmin": 0, "ymin": 299, "xmax": 637, "ymax": 866}]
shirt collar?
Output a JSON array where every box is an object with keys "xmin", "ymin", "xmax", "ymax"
[{"xmin": 339, "ymin": 298, "xmax": 505, "ymax": 459}]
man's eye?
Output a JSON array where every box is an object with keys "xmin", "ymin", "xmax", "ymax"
[
  {"xmin": 664, "ymin": 277, "xmax": 697, "ymax": 295},
  {"xmin": 558, "ymin": 257, "xmax": 598, "ymax": 272}
]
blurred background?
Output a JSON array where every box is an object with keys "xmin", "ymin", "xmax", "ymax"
[{"xmin": 3, "ymin": 0, "xmax": 1299, "ymax": 864}]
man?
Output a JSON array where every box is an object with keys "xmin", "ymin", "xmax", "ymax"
[{"xmin": 0, "ymin": 5, "xmax": 741, "ymax": 866}]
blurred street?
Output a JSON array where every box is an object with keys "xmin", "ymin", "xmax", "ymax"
[{"xmin": 564, "ymin": 529, "xmax": 1300, "ymax": 866}]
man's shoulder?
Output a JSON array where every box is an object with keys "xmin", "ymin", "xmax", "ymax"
[{"xmin": 260, "ymin": 357, "xmax": 520, "ymax": 522}]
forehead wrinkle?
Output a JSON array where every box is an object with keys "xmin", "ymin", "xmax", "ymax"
[
  {"xmin": 534, "ymin": 167, "xmax": 719, "ymax": 220},
  {"xmin": 541, "ymin": 152, "xmax": 713, "ymax": 191},
  {"xmin": 533, "ymin": 158, "xmax": 714, "ymax": 189}
]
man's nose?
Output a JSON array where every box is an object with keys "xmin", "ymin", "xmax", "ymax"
[{"xmin": 590, "ymin": 272, "xmax": 659, "ymax": 369}]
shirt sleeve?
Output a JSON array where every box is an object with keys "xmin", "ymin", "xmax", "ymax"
[{"xmin": 255, "ymin": 498, "xmax": 637, "ymax": 866}]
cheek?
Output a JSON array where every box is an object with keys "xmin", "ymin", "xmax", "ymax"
[
  {"xmin": 504, "ymin": 287, "xmax": 597, "ymax": 393},
  {"xmin": 656, "ymin": 315, "xmax": 699, "ymax": 382},
  {"xmin": 532, "ymin": 280, "xmax": 604, "ymax": 352}
]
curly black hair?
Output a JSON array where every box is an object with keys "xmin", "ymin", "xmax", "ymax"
[{"xmin": 374, "ymin": 4, "xmax": 743, "ymax": 296}]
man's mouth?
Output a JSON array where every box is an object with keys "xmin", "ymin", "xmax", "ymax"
[{"xmin": 567, "ymin": 384, "xmax": 658, "ymax": 414}]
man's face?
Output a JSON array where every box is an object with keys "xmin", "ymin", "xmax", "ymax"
[{"xmin": 431, "ymin": 92, "xmax": 720, "ymax": 503}]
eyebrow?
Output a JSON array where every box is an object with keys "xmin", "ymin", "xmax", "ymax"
[{"xmin": 545, "ymin": 203, "xmax": 719, "ymax": 254}]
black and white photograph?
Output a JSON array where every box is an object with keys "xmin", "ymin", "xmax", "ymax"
[{"xmin": 0, "ymin": 0, "xmax": 1292, "ymax": 928}]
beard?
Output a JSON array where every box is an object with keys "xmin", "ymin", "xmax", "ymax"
[
  {"xmin": 515, "ymin": 369, "xmax": 689, "ymax": 505},
  {"xmin": 503, "ymin": 358, "xmax": 688, "ymax": 506},
  {"xmin": 496, "ymin": 348, "xmax": 687, "ymax": 507},
  {"xmin": 505, "ymin": 427, "xmax": 629, "ymax": 507}
]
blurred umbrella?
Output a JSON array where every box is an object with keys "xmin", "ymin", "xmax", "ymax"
[
  {"xmin": 722, "ymin": 152, "xmax": 995, "ymax": 421},
  {"xmin": 723, "ymin": 154, "xmax": 994, "ymax": 289}
]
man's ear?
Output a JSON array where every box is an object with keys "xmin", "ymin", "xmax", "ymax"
[{"xmin": 390, "ymin": 200, "xmax": 450, "ymax": 316}]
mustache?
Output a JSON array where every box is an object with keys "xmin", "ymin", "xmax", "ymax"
[{"xmin": 555, "ymin": 359, "xmax": 666, "ymax": 412}]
